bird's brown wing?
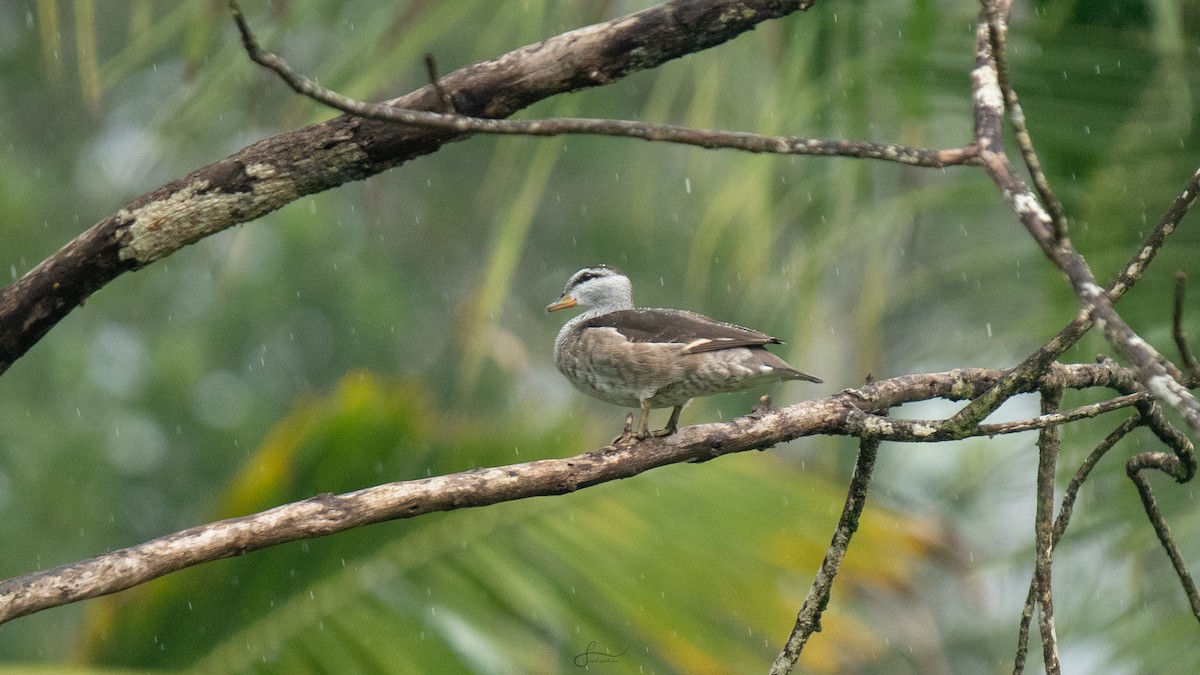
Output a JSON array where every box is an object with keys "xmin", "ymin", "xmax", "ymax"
[{"xmin": 582, "ymin": 309, "xmax": 782, "ymax": 354}]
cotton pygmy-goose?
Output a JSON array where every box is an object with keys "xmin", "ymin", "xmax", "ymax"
[{"xmin": 547, "ymin": 265, "xmax": 822, "ymax": 439}]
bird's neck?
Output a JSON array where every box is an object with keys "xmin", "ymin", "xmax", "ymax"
[
  {"xmin": 555, "ymin": 300, "xmax": 626, "ymax": 352},
  {"xmin": 589, "ymin": 289, "xmax": 634, "ymax": 315}
]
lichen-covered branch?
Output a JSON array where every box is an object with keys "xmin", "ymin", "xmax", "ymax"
[
  {"xmin": 983, "ymin": 1, "xmax": 1066, "ymax": 238},
  {"xmin": 1013, "ymin": 415, "xmax": 1141, "ymax": 674},
  {"xmin": 967, "ymin": 1, "xmax": 1200, "ymax": 441},
  {"xmin": 1033, "ymin": 387, "xmax": 1063, "ymax": 674}
]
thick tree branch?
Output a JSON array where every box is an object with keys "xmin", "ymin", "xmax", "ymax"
[
  {"xmin": 0, "ymin": 364, "xmax": 1147, "ymax": 624},
  {"xmin": 0, "ymin": 0, "xmax": 820, "ymax": 375}
]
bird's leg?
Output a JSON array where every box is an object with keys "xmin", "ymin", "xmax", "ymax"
[
  {"xmin": 652, "ymin": 404, "xmax": 685, "ymax": 437},
  {"xmin": 635, "ymin": 401, "xmax": 653, "ymax": 439}
]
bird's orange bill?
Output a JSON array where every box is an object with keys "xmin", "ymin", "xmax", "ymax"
[{"xmin": 546, "ymin": 295, "xmax": 577, "ymax": 312}]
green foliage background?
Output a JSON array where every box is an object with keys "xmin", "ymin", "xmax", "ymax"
[{"xmin": 1, "ymin": 0, "xmax": 1200, "ymax": 672}]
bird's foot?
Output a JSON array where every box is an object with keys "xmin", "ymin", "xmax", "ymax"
[
  {"xmin": 649, "ymin": 424, "xmax": 678, "ymax": 438},
  {"xmin": 611, "ymin": 414, "xmax": 642, "ymax": 445}
]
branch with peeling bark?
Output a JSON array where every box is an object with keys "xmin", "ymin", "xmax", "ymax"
[
  {"xmin": 0, "ymin": 364, "xmax": 1152, "ymax": 625},
  {"xmin": 971, "ymin": 6, "xmax": 1200, "ymax": 441}
]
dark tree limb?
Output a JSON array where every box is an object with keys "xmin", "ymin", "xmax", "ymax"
[
  {"xmin": 231, "ymin": 1, "xmax": 974, "ymax": 169},
  {"xmin": 0, "ymin": 0, "xmax": 823, "ymax": 375},
  {"xmin": 422, "ymin": 53, "xmax": 456, "ymax": 114},
  {"xmin": 0, "ymin": 365, "xmax": 1149, "ymax": 624}
]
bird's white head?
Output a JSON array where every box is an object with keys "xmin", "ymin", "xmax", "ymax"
[{"xmin": 546, "ymin": 265, "xmax": 634, "ymax": 315}]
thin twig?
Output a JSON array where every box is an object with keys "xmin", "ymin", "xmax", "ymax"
[
  {"xmin": 1110, "ymin": 169, "xmax": 1200, "ymax": 299},
  {"xmin": 1174, "ymin": 271, "xmax": 1200, "ymax": 385},
  {"xmin": 1136, "ymin": 399, "xmax": 1198, "ymax": 483},
  {"xmin": 229, "ymin": 2, "xmax": 977, "ymax": 168},
  {"xmin": 1125, "ymin": 399, "xmax": 1200, "ymax": 619},
  {"xmin": 423, "ymin": 53, "xmax": 455, "ymax": 113},
  {"xmin": 1033, "ymin": 386, "xmax": 1062, "ymax": 674},
  {"xmin": 983, "ymin": 1, "xmax": 1067, "ymax": 238},
  {"xmin": 1054, "ymin": 416, "xmax": 1141, "ymax": 543},
  {"xmin": 1014, "ymin": 415, "xmax": 1141, "ymax": 675},
  {"xmin": 770, "ymin": 433, "xmax": 881, "ymax": 675},
  {"xmin": 847, "ymin": 390, "xmax": 1148, "ymax": 442},
  {"xmin": 978, "ymin": 393, "xmax": 1147, "ymax": 435},
  {"xmin": 1126, "ymin": 466, "xmax": 1200, "ymax": 621}
]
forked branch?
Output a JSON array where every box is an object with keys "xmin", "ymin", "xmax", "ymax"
[{"xmin": 229, "ymin": 1, "xmax": 975, "ymax": 168}]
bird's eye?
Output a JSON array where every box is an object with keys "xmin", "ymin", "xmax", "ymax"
[{"xmin": 575, "ymin": 272, "xmax": 600, "ymax": 284}]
